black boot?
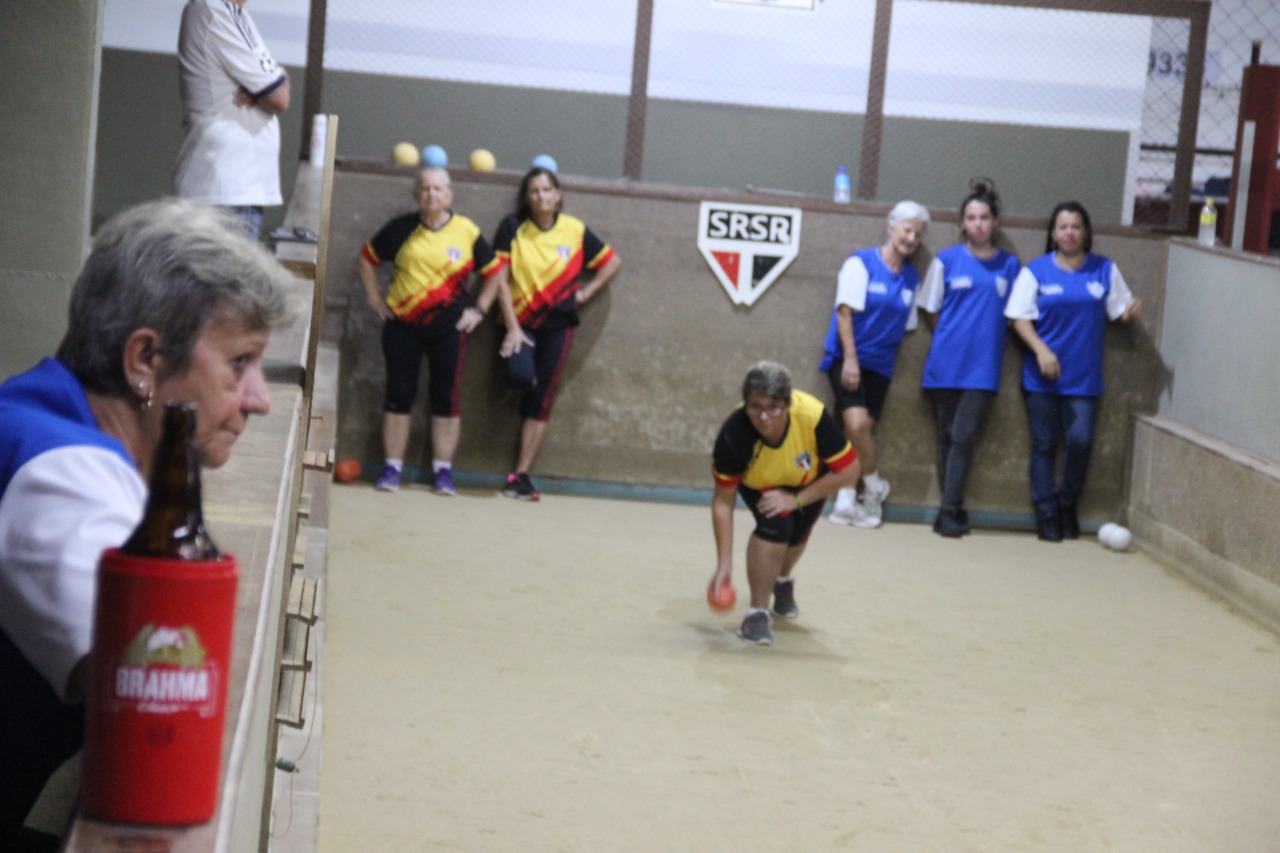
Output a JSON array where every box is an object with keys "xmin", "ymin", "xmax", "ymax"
[
  {"xmin": 956, "ymin": 506, "xmax": 972, "ymax": 534},
  {"xmin": 1059, "ymin": 503, "xmax": 1080, "ymax": 540},
  {"xmin": 1036, "ymin": 510, "xmax": 1063, "ymax": 542},
  {"xmin": 934, "ymin": 507, "xmax": 967, "ymax": 538}
]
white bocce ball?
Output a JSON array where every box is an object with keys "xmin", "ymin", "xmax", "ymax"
[
  {"xmin": 1108, "ymin": 526, "xmax": 1132, "ymax": 552},
  {"xmin": 1098, "ymin": 522, "xmax": 1119, "ymax": 548}
]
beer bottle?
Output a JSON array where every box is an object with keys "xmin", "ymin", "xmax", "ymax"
[{"xmin": 121, "ymin": 401, "xmax": 220, "ymax": 560}]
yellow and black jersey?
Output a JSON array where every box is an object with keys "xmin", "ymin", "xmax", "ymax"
[
  {"xmin": 712, "ymin": 390, "xmax": 855, "ymax": 492},
  {"xmin": 492, "ymin": 212, "xmax": 615, "ymax": 330},
  {"xmin": 362, "ymin": 211, "xmax": 500, "ymax": 326}
]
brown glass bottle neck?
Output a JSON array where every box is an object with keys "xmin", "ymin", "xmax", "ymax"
[{"xmin": 120, "ymin": 404, "xmax": 220, "ymax": 560}]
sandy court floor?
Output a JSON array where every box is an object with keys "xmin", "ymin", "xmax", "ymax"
[{"xmin": 318, "ymin": 485, "xmax": 1280, "ymax": 852}]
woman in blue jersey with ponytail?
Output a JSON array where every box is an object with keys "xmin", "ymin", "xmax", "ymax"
[
  {"xmin": 1005, "ymin": 201, "xmax": 1141, "ymax": 542},
  {"xmin": 918, "ymin": 179, "xmax": 1020, "ymax": 537},
  {"xmin": 821, "ymin": 200, "xmax": 930, "ymax": 529}
]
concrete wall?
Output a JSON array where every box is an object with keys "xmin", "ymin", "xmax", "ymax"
[
  {"xmin": 1130, "ymin": 416, "xmax": 1280, "ymax": 634},
  {"xmin": 0, "ymin": 1, "xmax": 104, "ymax": 378},
  {"xmin": 1126, "ymin": 242, "xmax": 1280, "ymax": 633},
  {"xmin": 326, "ymin": 164, "xmax": 1167, "ymax": 524},
  {"xmin": 1157, "ymin": 241, "xmax": 1280, "ymax": 461}
]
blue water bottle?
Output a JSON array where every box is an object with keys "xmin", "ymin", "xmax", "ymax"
[{"xmin": 833, "ymin": 166, "xmax": 851, "ymax": 203}]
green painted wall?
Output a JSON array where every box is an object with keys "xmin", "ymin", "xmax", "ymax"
[
  {"xmin": 91, "ymin": 51, "xmax": 1130, "ymax": 233},
  {"xmin": 0, "ymin": 1, "xmax": 104, "ymax": 377},
  {"xmin": 92, "ymin": 48, "xmax": 304, "ymax": 234}
]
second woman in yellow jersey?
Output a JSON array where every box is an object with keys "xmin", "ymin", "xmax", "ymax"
[{"xmin": 484, "ymin": 166, "xmax": 622, "ymax": 501}]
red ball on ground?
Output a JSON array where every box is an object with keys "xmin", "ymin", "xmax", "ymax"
[
  {"xmin": 333, "ymin": 458, "xmax": 361, "ymax": 483},
  {"xmin": 707, "ymin": 581, "xmax": 736, "ymax": 612}
]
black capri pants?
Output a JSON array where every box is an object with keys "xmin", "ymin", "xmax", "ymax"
[
  {"xmin": 505, "ymin": 324, "xmax": 576, "ymax": 422},
  {"xmin": 381, "ymin": 316, "xmax": 467, "ymax": 417}
]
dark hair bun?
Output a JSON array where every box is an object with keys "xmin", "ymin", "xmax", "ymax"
[{"xmin": 969, "ymin": 176, "xmax": 999, "ymax": 203}]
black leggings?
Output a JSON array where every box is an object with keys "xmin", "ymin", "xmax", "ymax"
[
  {"xmin": 931, "ymin": 389, "xmax": 995, "ymax": 510},
  {"xmin": 505, "ymin": 325, "xmax": 576, "ymax": 422}
]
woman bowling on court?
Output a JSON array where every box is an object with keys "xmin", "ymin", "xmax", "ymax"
[{"xmin": 708, "ymin": 362, "xmax": 859, "ymax": 646}]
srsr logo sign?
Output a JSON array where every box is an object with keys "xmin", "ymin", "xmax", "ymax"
[{"xmin": 697, "ymin": 201, "xmax": 802, "ymax": 307}]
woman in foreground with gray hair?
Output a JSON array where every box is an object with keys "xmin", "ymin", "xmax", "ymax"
[
  {"xmin": 0, "ymin": 198, "xmax": 295, "ymax": 847},
  {"xmin": 818, "ymin": 200, "xmax": 930, "ymax": 529}
]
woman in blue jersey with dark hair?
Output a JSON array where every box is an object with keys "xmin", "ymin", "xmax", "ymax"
[
  {"xmin": 918, "ymin": 179, "xmax": 1020, "ymax": 537},
  {"xmin": 821, "ymin": 200, "xmax": 929, "ymax": 529},
  {"xmin": 1005, "ymin": 201, "xmax": 1141, "ymax": 542}
]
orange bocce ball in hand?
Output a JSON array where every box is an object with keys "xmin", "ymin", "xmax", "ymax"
[{"xmin": 707, "ymin": 580, "xmax": 736, "ymax": 612}]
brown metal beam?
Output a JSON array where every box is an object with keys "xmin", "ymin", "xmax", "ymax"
[
  {"xmin": 920, "ymin": 0, "xmax": 1209, "ymax": 18},
  {"xmin": 1167, "ymin": 1, "xmax": 1210, "ymax": 231},
  {"xmin": 858, "ymin": 0, "xmax": 893, "ymax": 201},
  {"xmin": 624, "ymin": 0, "xmax": 655, "ymax": 181},
  {"xmin": 300, "ymin": 0, "xmax": 328, "ymax": 161}
]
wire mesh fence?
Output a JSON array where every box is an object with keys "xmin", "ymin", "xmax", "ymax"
[{"xmin": 306, "ymin": 0, "xmax": 1276, "ymax": 229}]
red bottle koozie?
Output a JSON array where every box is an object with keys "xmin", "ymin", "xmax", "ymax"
[{"xmin": 81, "ymin": 548, "xmax": 238, "ymax": 825}]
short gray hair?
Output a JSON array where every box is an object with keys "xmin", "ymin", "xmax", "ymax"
[
  {"xmin": 888, "ymin": 200, "xmax": 931, "ymax": 227},
  {"xmin": 417, "ymin": 166, "xmax": 451, "ymax": 187},
  {"xmin": 742, "ymin": 360, "xmax": 793, "ymax": 403},
  {"xmin": 57, "ymin": 198, "xmax": 296, "ymax": 396}
]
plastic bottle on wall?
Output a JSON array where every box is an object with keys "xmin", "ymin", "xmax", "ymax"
[
  {"xmin": 833, "ymin": 166, "xmax": 851, "ymax": 204},
  {"xmin": 1198, "ymin": 197, "xmax": 1217, "ymax": 246},
  {"xmin": 309, "ymin": 114, "xmax": 328, "ymax": 167}
]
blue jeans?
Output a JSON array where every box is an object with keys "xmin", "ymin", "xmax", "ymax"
[
  {"xmin": 224, "ymin": 205, "xmax": 264, "ymax": 240},
  {"xmin": 1023, "ymin": 392, "xmax": 1097, "ymax": 515}
]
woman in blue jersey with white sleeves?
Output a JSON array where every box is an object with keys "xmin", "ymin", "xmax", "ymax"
[
  {"xmin": 820, "ymin": 200, "xmax": 930, "ymax": 529},
  {"xmin": 1004, "ymin": 201, "xmax": 1141, "ymax": 542},
  {"xmin": 918, "ymin": 180, "xmax": 1020, "ymax": 538}
]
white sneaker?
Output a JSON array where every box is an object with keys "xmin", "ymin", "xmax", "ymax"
[
  {"xmin": 854, "ymin": 479, "xmax": 890, "ymax": 529},
  {"xmin": 851, "ymin": 499, "xmax": 881, "ymax": 529},
  {"xmin": 828, "ymin": 506, "xmax": 857, "ymax": 525},
  {"xmin": 827, "ymin": 487, "xmax": 860, "ymax": 525}
]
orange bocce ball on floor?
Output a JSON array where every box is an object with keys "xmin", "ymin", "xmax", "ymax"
[{"xmin": 333, "ymin": 458, "xmax": 362, "ymax": 483}]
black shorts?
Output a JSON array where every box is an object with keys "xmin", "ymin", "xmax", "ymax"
[
  {"xmin": 826, "ymin": 363, "xmax": 892, "ymax": 422},
  {"xmin": 739, "ymin": 486, "xmax": 824, "ymax": 547}
]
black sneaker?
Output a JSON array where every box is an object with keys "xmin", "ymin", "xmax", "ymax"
[
  {"xmin": 502, "ymin": 471, "xmax": 540, "ymax": 502},
  {"xmin": 772, "ymin": 580, "xmax": 799, "ymax": 619},
  {"xmin": 934, "ymin": 507, "xmax": 967, "ymax": 538},
  {"xmin": 738, "ymin": 611, "xmax": 773, "ymax": 645},
  {"xmin": 1059, "ymin": 503, "xmax": 1080, "ymax": 540},
  {"xmin": 1036, "ymin": 510, "xmax": 1063, "ymax": 542}
]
